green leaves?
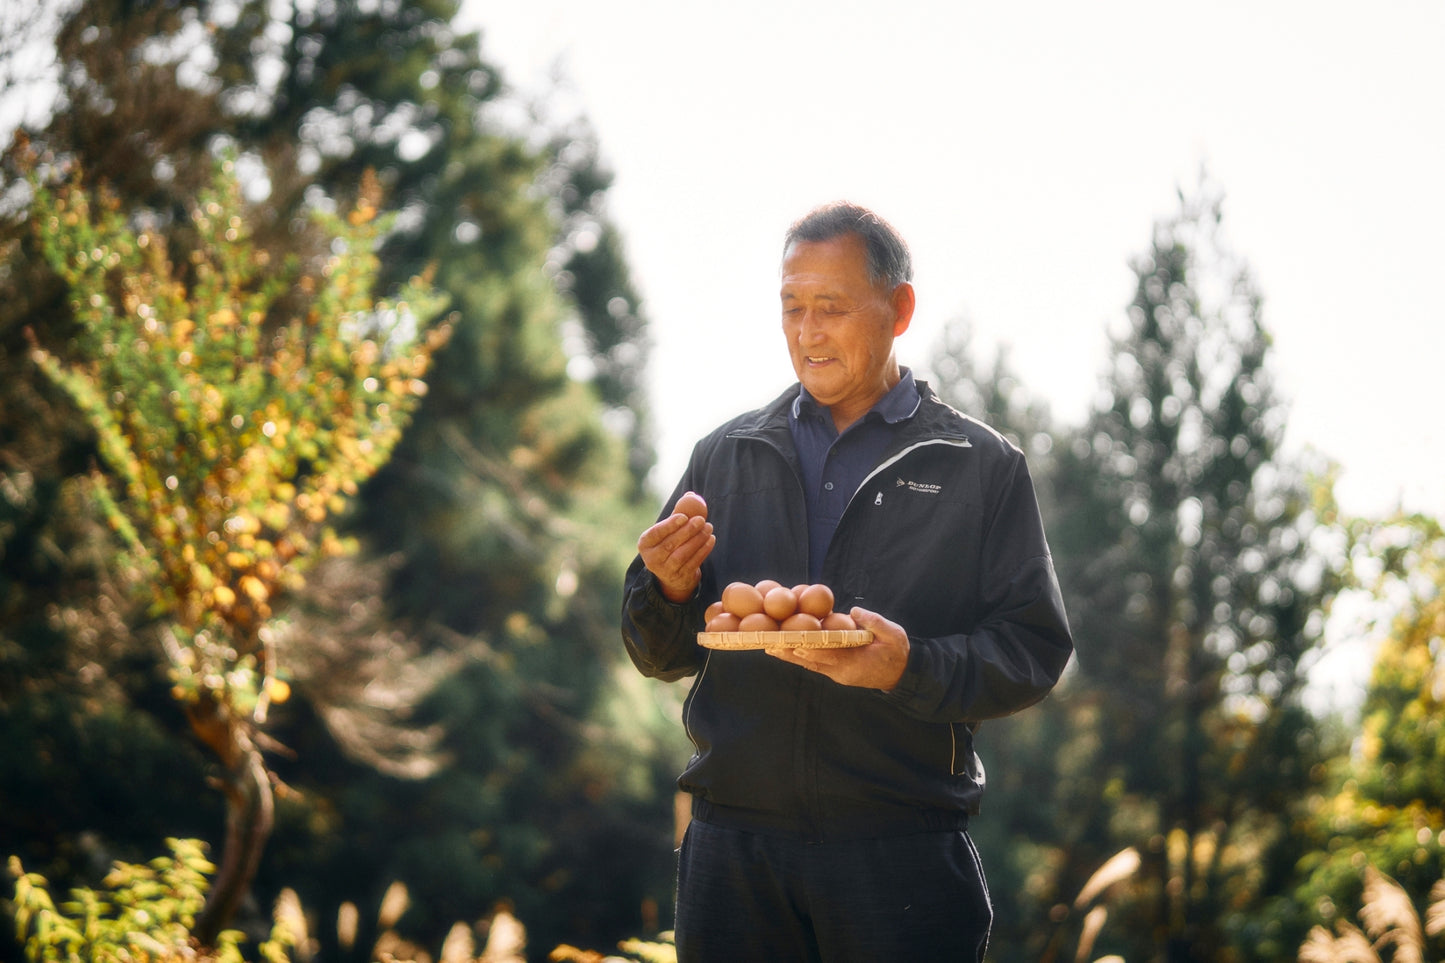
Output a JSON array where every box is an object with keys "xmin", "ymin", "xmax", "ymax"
[{"xmin": 8, "ymin": 839, "xmax": 262, "ymax": 963}]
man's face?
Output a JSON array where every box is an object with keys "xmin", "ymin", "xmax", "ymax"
[{"xmin": 780, "ymin": 234, "xmax": 912, "ymax": 430}]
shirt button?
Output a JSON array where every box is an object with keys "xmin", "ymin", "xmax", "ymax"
[{"xmin": 824, "ymin": 482, "xmax": 834, "ymax": 491}]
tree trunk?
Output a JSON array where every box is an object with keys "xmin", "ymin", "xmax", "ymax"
[{"xmin": 185, "ymin": 693, "xmax": 276, "ymax": 947}]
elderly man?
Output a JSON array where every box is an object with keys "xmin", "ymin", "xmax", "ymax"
[{"xmin": 621, "ymin": 201, "xmax": 1073, "ymax": 962}]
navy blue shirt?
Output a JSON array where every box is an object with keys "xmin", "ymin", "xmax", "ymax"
[{"xmin": 789, "ymin": 368, "xmax": 921, "ymax": 582}]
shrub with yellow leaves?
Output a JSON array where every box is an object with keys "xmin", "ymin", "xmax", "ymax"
[{"xmin": 25, "ymin": 155, "xmax": 448, "ymax": 944}]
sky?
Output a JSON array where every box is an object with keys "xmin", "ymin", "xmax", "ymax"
[{"xmin": 456, "ymin": 0, "xmax": 1445, "ymax": 524}]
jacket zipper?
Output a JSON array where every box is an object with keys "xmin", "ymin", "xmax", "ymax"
[
  {"xmin": 842, "ymin": 436, "xmax": 973, "ymax": 518},
  {"xmin": 723, "ymin": 430, "xmax": 977, "ymax": 827}
]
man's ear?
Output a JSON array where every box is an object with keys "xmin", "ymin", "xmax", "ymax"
[{"xmin": 891, "ymin": 282, "xmax": 916, "ymax": 337}]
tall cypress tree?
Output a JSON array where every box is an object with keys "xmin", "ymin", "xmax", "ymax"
[{"xmin": 1041, "ymin": 182, "xmax": 1338, "ymax": 961}]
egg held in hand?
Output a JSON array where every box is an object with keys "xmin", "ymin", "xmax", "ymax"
[{"xmin": 674, "ymin": 491, "xmax": 708, "ymax": 519}]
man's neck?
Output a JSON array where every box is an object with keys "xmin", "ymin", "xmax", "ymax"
[{"xmin": 828, "ymin": 367, "xmax": 902, "ymax": 434}]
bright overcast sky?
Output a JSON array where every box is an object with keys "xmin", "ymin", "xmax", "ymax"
[{"xmin": 460, "ymin": 0, "xmax": 1445, "ymax": 521}]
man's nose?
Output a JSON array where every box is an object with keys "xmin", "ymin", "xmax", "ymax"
[{"xmin": 797, "ymin": 310, "xmax": 826, "ymax": 344}]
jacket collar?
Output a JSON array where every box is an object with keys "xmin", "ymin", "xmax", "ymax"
[
  {"xmin": 792, "ymin": 368, "xmax": 922, "ymax": 428},
  {"xmin": 732, "ymin": 378, "xmax": 973, "ymax": 447}
]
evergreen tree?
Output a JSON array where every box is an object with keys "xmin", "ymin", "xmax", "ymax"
[
  {"xmin": 948, "ymin": 182, "xmax": 1341, "ymax": 962},
  {"xmin": 2, "ymin": 0, "xmax": 672, "ymax": 955},
  {"xmin": 226, "ymin": 1, "xmax": 673, "ymax": 943},
  {"xmin": 927, "ymin": 315, "xmax": 1060, "ymax": 514},
  {"xmin": 540, "ymin": 116, "xmax": 656, "ymax": 496},
  {"xmin": 1051, "ymin": 182, "xmax": 1339, "ymax": 962}
]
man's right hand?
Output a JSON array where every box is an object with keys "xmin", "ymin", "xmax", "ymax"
[{"xmin": 638, "ymin": 495, "xmax": 715, "ymax": 603}]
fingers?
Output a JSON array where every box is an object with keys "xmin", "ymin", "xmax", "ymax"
[
  {"xmin": 636, "ymin": 513, "xmax": 681, "ymax": 551},
  {"xmin": 638, "ymin": 513, "xmax": 713, "ymax": 562},
  {"xmin": 668, "ymin": 529, "xmax": 716, "ymax": 580},
  {"xmin": 765, "ymin": 644, "xmax": 842, "ymax": 678},
  {"xmin": 765, "ymin": 607, "xmax": 909, "ymax": 691},
  {"xmin": 639, "ymin": 513, "xmax": 715, "ymax": 600},
  {"xmin": 763, "ymin": 644, "xmax": 806, "ymax": 666}
]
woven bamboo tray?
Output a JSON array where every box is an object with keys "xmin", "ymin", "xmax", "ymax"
[{"xmin": 697, "ymin": 629, "xmax": 872, "ymax": 651}]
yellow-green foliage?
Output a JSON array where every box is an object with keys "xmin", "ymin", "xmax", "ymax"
[
  {"xmin": 26, "ymin": 158, "xmax": 448, "ymax": 719},
  {"xmin": 8, "ymin": 839, "xmax": 297, "ymax": 963}
]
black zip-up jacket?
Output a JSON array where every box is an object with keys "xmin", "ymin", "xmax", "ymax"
[{"xmin": 622, "ymin": 381, "xmax": 1073, "ymax": 839}]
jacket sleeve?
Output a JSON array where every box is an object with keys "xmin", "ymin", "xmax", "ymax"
[
  {"xmin": 621, "ymin": 557, "xmax": 706, "ymax": 682},
  {"xmin": 880, "ymin": 449, "xmax": 1074, "ymax": 724}
]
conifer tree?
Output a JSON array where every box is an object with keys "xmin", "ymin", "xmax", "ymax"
[{"xmin": 965, "ymin": 182, "xmax": 1341, "ymax": 962}]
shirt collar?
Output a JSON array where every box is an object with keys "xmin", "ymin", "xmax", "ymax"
[{"xmin": 791, "ymin": 367, "xmax": 920, "ymax": 426}]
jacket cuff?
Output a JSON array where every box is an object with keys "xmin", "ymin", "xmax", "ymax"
[
  {"xmin": 878, "ymin": 637, "xmax": 927, "ymax": 704},
  {"xmin": 641, "ymin": 569, "xmax": 698, "ymax": 610}
]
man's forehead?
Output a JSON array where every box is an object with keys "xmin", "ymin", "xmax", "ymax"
[
  {"xmin": 780, "ymin": 267, "xmax": 881, "ymax": 303},
  {"xmin": 780, "ymin": 284, "xmax": 846, "ymax": 300}
]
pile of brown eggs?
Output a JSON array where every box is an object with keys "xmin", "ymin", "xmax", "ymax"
[{"xmin": 704, "ymin": 580, "xmax": 856, "ymax": 633}]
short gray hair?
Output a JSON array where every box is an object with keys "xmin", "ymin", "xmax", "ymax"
[{"xmin": 783, "ymin": 202, "xmax": 913, "ymax": 291}]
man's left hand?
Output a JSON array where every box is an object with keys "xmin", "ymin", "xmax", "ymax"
[{"xmin": 765, "ymin": 607, "xmax": 909, "ymax": 691}]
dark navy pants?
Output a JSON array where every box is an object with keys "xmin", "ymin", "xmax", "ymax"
[{"xmin": 674, "ymin": 818, "xmax": 992, "ymax": 962}]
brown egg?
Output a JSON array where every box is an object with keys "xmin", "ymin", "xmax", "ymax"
[
  {"xmin": 780, "ymin": 612, "xmax": 822, "ymax": 631},
  {"xmin": 721, "ymin": 581, "xmax": 765, "ymax": 618},
  {"xmin": 754, "ymin": 579, "xmax": 783, "ymax": 596},
  {"xmin": 821, "ymin": 611, "xmax": 856, "ymax": 631},
  {"xmin": 706, "ymin": 612, "xmax": 742, "ymax": 633},
  {"xmin": 763, "ymin": 586, "xmax": 798, "ymax": 621},
  {"xmin": 704, "ymin": 600, "xmax": 724, "ymax": 622},
  {"xmin": 674, "ymin": 491, "xmax": 708, "ymax": 518},
  {"xmin": 738, "ymin": 612, "xmax": 780, "ymax": 632},
  {"xmin": 797, "ymin": 584, "xmax": 835, "ymax": 619}
]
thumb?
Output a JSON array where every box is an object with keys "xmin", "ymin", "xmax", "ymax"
[
  {"xmin": 849, "ymin": 607, "xmax": 907, "ymax": 646},
  {"xmin": 849, "ymin": 606, "xmax": 882, "ymax": 628}
]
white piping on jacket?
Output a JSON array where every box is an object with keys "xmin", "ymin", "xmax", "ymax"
[{"xmin": 844, "ymin": 436, "xmax": 973, "ymax": 519}]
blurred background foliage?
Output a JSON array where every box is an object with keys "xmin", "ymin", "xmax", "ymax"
[{"xmin": 0, "ymin": 1, "xmax": 1441, "ymax": 962}]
